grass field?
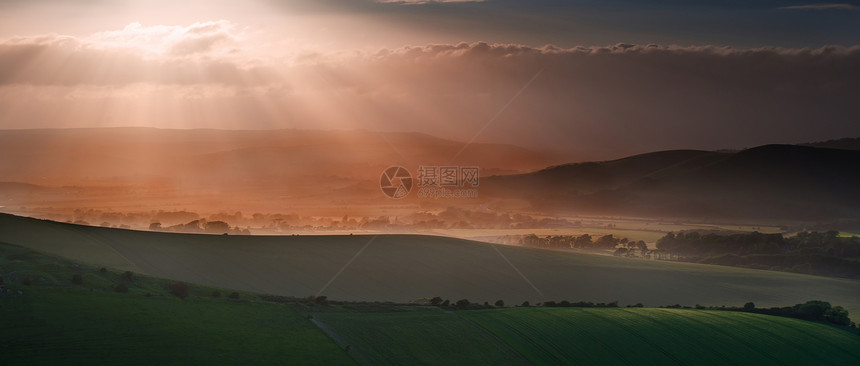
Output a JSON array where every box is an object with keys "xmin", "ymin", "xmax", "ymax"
[
  {"xmin": 463, "ymin": 308, "xmax": 860, "ymax": 366},
  {"xmin": 313, "ymin": 309, "xmax": 528, "ymax": 365},
  {"xmin": 2, "ymin": 242, "xmax": 859, "ymax": 365},
  {"xmin": 313, "ymin": 307, "xmax": 860, "ymax": 365},
  {"xmin": 2, "ymin": 213, "xmax": 859, "ymax": 316},
  {"xmin": 1, "ymin": 289, "xmax": 355, "ymax": 366},
  {"xmin": 0, "ymin": 243, "xmax": 355, "ymax": 365}
]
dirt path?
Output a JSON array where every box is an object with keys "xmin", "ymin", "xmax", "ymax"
[{"xmin": 309, "ymin": 317, "xmax": 371, "ymax": 365}]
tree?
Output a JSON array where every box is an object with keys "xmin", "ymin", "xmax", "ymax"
[
  {"xmin": 743, "ymin": 302, "xmax": 755, "ymax": 311},
  {"xmin": 149, "ymin": 222, "xmax": 162, "ymax": 230},
  {"xmin": 205, "ymin": 220, "xmax": 230, "ymax": 233},
  {"xmin": 315, "ymin": 296, "xmax": 328, "ymax": 305},
  {"xmin": 494, "ymin": 300, "xmax": 505, "ymax": 307},
  {"xmin": 798, "ymin": 300, "xmax": 831, "ymax": 320},
  {"xmin": 824, "ymin": 306, "xmax": 851, "ymax": 326},
  {"xmin": 521, "ymin": 301, "xmax": 531, "ymax": 307},
  {"xmin": 607, "ymin": 300, "xmax": 619, "ymax": 308},
  {"xmin": 455, "ymin": 299, "xmax": 471, "ymax": 310},
  {"xmin": 430, "ymin": 296, "xmax": 444, "ymax": 306},
  {"xmin": 169, "ymin": 282, "xmax": 190, "ymax": 299},
  {"xmin": 597, "ymin": 234, "xmax": 620, "ymax": 249},
  {"xmin": 573, "ymin": 234, "xmax": 592, "ymax": 248},
  {"xmin": 211, "ymin": 290, "xmax": 221, "ymax": 298},
  {"xmin": 228, "ymin": 292, "xmax": 240, "ymax": 299}
]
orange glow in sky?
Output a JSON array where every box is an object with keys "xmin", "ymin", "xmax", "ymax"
[{"xmin": 1, "ymin": 0, "xmax": 858, "ymax": 158}]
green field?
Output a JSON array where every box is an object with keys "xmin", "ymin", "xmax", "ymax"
[
  {"xmin": 1, "ymin": 289, "xmax": 355, "ymax": 365},
  {"xmin": 313, "ymin": 309, "xmax": 527, "ymax": 365},
  {"xmin": 1, "ymin": 213, "xmax": 859, "ymax": 316},
  {"xmin": 313, "ymin": 307, "xmax": 860, "ymax": 366},
  {"xmin": 0, "ymin": 243, "xmax": 354, "ymax": 365},
  {"xmin": 2, "ymin": 242, "xmax": 859, "ymax": 365},
  {"xmin": 463, "ymin": 308, "xmax": 860, "ymax": 365}
]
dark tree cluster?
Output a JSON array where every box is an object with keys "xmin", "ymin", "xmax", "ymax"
[
  {"xmin": 655, "ymin": 231, "xmax": 860, "ymax": 278},
  {"xmin": 150, "ymin": 219, "xmax": 251, "ymax": 235},
  {"xmin": 669, "ymin": 300, "xmax": 855, "ymax": 327},
  {"xmin": 426, "ymin": 297, "xmax": 507, "ymax": 310},
  {"xmin": 656, "ymin": 231, "xmax": 788, "ymax": 257},
  {"xmin": 519, "ymin": 234, "xmax": 632, "ymax": 249},
  {"xmin": 428, "ymin": 298, "xmax": 624, "ymax": 310},
  {"xmin": 538, "ymin": 300, "xmax": 619, "ymax": 308}
]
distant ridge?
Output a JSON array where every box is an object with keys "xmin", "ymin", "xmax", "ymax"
[
  {"xmin": 0, "ymin": 127, "xmax": 562, "ymax": 186},
  {"xmin": 800, "ymin": 137, "xmax": 860, "ymax": 151},
  {"xmin": 484, "ymin": 144, "xmax": 860, "ymax": 220}
]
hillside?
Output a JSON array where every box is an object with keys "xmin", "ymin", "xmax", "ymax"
[
  {"xmin": 1, "ymin": 213, "xmax": 859, "ymax": 316},
  {"xmin": 2, "ymin": 241, "xmax": 859, "ymax": 365},
  {"xmin": 0, "ymin": 242, "xmax": 354, "ymax": 365},
  {"xmin": 0, "ymin": 128, "xmax": 557, "ymax": 185},
  {"xmin": 483, "ymin": 144, "xmax": 860, "ymax": 219},
  {"xmin": 315, "ymin": 307, "xmax": 860, "ymax": 365},
  {"xmin": 0, "ymin": 127, "xmax": 561, "ymax": 216},
  {"xmin": 801, "ymin": 137, "xmax": 860, "ymax": 150}
]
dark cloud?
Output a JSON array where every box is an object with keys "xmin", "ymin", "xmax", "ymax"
[
  {"xmin": 780, "ymin": 3, "xmax": 858, "ymax": 10},
  {"xmin": 313, "ymin": 42, "xmax": 860, "ymax": 157},
  {"xmin": 268, "ymin": 0, "xmax": 860, "ymax": 48},
  {"xmin": 2, "ymin": 38, "xmax": 858, "ymax": 158}
]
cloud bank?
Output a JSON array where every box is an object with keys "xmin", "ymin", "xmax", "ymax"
[
  {"xmin": 0, "ymin": 21, "xmax": 277, "ymax": 86},
  {"xmin": 1, "ymin": 25, "xmax": 858, "ymax": 158}
]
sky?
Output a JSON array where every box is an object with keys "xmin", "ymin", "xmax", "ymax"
[{"xmin": 0, "ymin": 0, "xmax": 858, "ymax": 159}]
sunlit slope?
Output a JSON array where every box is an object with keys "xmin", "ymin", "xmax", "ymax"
[
  {"xmin": 1, "ymin": 213, "xmax": 859, "ymax": 315},
  {"xmin": 314, "ymin": 307, "xmax": 860, "ymax": 366},
  {"xmin": 461, "ymin": 308, "xmax": 860, "ymax": 366}
]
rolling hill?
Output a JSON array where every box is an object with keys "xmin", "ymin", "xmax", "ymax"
[
  {"xmin": 0, "ymin": 127, "xmax": 562, "ymax": 216},
  {"xmin": 315, "ymin": 307, "xmax": 860, "ymax": 365},
  {"xmin": 0, "ymin": 127, "xmax": 558, "ymax": 185},
  {"xmin": 1, "ymin": 213, "xmax": 859, "ymax": 316},
  {"xmin": 2, "ymin": 240, "xmax": 859, "ymax": 365},
  {"xmin": 483, "ymin": 144, "xmax": 860, "ymax": 219}
]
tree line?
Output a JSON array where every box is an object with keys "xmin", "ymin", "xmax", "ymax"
[
  {"xmin": 515, "ymin": 233, "xmax": 647, "ymax": 251},
  {"xmin": 655, "ymin": 231, "xmax": 860, "ymax": 279}
]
